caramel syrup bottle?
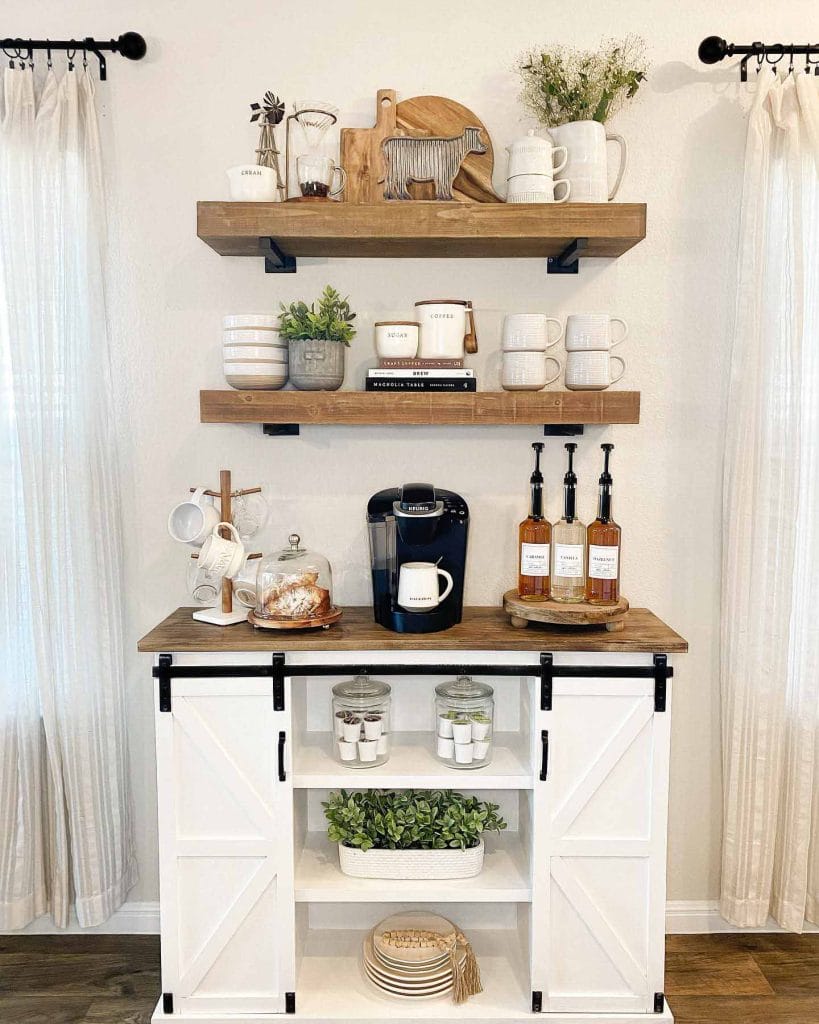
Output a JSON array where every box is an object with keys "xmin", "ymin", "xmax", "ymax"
[
  {"xmin": 585, "ymin": 443, "xmax": 621, "ymax": 605},
  {"xmin": 518, "ymin": 442, "xmax": 551, "ymax": 601}
]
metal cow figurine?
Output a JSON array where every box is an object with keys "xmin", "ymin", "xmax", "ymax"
[{"xmin": 381, "ymin": 126, "xmax": 487, "ymax": 201}]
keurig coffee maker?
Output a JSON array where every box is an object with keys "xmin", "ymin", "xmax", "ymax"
[{"xmin": 367, "ymin": 482, "xmax": 469, "ymax": 634}]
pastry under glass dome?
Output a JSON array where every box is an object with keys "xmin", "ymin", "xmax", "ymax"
[{"xmin": 253, "ymin": 534, "xmax": 334, "ymax": 623}]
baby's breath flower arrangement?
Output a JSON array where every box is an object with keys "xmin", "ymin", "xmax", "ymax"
[{"xmin": 516, "ymin": 36, "xmax": 648, "ymax": 127}]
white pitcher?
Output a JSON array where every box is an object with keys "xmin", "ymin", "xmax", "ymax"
[{"xmin": 548, "ymin": 121, "xmax": 627, "ymax": 202}]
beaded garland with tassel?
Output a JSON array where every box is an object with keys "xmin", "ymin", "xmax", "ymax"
[{"xmin": 380, "ymin": 927, "xmax": 483, "ymax": 1003}]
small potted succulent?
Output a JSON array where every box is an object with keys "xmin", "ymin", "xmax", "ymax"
[
  {"xmin": 279, "ymin": 285, "xmax": 356, "ymax": 390},
  {"xmin": 324, "ymin": 788, "xmax": 506, "ymax": 880}
]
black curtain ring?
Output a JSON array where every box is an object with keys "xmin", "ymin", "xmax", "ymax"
[
  {"xmin": 67, "ymin": 43, "xmax": 76, "ymax": 71},
  {"xmin": 789, "ymin": 45, "xmax": 795, "ymax": 75},
  {"xmin": 46, "ymin": 40, "xmax": 52, "ymax": 69}
]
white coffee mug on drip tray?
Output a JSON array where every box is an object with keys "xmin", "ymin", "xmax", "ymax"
[{"xmin": 397, "ymin": 561, "xmax": 454, "ymax": 612}]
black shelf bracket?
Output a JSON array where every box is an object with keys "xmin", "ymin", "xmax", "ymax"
[
  {"xmin": 547, "ymin": 237, "xmax": 588, "ymax": 274},
  {"xmin": 157, "ymin": 654, "xmax": 172, "ymax": 713},
  {"xmin": 260, "ymin": 237, "xmax": 297, "ymax": 274},
  {"xmin": 262, "ymin": 424, "xmax": 300, "ymax": 436},
  {"xmin": 544, "ymin": 424, "xmax": 584, "ymax": 436},
  {"xmin": 272, "ymin": 653, "xmax": 286, "ymax": 711}
]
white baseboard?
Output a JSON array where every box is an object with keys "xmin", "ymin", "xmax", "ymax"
[{"xmin": 6, "ymin": 899, "xmax": 818, "ymax": 936}]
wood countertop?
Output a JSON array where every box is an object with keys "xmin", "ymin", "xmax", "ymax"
[{"xmin": 138, "ymin": 606, "xmax": 688, "ymax": 654}]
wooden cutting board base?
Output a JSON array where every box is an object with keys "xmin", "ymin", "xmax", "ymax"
[
  {"xmin": 502, "ymin": 591, "xmax": 629, "ymax": 632},
  {"xmin": 340, "ymin": 89, "xmax": 501, "ymax": 204}
]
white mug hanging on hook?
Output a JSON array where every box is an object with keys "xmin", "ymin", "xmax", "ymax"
[{"xmin": 548, "ymin": 121, "xmax": 627, "ymax": 202}]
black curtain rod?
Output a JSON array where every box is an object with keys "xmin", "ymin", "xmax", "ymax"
[
  {"xmin": 0, "ymin": 31, "xmax": 146, "ymax": 80},
  {"xmin": 699, "ymin": 35, "xmax": 819, "ymax": 82}
]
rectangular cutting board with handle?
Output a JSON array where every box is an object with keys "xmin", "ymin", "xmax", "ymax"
[{"xmin": 340, "ymin": 89, "xmax": 501, "ymax": 204}]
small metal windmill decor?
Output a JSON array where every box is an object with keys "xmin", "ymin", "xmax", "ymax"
[{"xmin": 250, "ymin": 91, "xmax": 286, "ymax": 201}]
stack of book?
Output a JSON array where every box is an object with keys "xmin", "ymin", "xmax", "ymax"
[{"xmin": 365, "ymin": 358, "xmax": 476, "ymax": 393}]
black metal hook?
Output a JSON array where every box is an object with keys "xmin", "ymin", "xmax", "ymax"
[{"xmin": 46, "ymin": 39, "xmax": 52, "ymax": 69}]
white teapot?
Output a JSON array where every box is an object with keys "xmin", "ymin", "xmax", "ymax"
[{"xmin": 505, "ymin": 129, "xmax": 567, "ymax": 178}]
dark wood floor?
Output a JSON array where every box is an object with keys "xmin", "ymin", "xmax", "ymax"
[{"xmin": 1, "ymin": 933, "xmax": 818, "ymax": 1022}]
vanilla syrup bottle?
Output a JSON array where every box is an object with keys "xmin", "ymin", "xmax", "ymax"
[
  {"xmin": 585, "ymin": 444, "xmax": 621, "ymax": 605},
  {"xmin": 551, "ymin": 443, "xmax": 586, "ymax": 603},
  {"xmin": 518, "ymin": 442, "xmax": 551, "ymax": 601}
]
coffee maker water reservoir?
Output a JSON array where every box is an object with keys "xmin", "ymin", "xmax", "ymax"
[{"xmin": 367, "ymin": 483, "xmax": 469, "ymax": 634}]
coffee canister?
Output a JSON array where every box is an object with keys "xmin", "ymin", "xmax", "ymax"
[{"xmin": 414, "ymin": 299, "xmax": 477, "ymax": 358}]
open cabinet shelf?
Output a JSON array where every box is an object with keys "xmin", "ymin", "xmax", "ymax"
[
  {"xmin": 200, "ymin": 389, "xmax": 641, "ymax": 430},
  {"xmin": 295, "ymin": 832, "xmax": 531, "ymax": 903},
  {"xmin": 197, "ymin": 201, "xmax": 646, "ymax": 272}
]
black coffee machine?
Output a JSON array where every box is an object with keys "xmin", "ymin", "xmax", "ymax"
[{"xmin": 367, "ymin": 482, "xmax": 469, "ymax": 633}]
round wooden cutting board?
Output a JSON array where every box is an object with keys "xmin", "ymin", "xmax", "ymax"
[
  {"xmin": 395, "ymin": 95, "xmax": 502, "ymax": 203},
  {"xmin": 503, "ymin": 591, "xmax": 630, "ymax": 632}
]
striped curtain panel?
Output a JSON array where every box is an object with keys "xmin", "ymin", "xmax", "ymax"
[
  {"xmin": 0, "ymin": 66, "xmax": 136, "ymax": 928},
  {"xmin": 721, "ymin": 72, "xmax": 819, "ymax": 930}
]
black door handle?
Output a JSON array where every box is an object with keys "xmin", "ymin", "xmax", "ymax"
[
  {"xmin": 278, "ymin": 730, "xmax": 287, "ymax": 782},
  {"xmin": 540, "ymin": 729, "xmax": 549, "ymax": 781}
]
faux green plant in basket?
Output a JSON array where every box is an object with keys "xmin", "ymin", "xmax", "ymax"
[
  {"xmin": 279, "ymin": 285, "xmax": 356, "ymax": 390},
  {"xmin": 323, "ymin": 789, "xmax": 507, "ymax": 852}
]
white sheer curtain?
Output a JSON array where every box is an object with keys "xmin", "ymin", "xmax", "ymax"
[
  {"xmin": 0, "ymin": 66, "xmax": 136, "ymax": 928},
  {"xmin": 721, "ymin": 72, "xmax": 819, "ymax": 930}
]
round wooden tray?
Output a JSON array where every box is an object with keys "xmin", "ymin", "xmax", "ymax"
[
  {"xmin": 502, "ymin": 590, "xmax": 629, "ymax": 632},
  {"xmin": 247, "ymin": 606, "xmax": 343, "ymax": 630}
]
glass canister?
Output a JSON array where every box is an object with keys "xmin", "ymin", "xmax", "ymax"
[
  {"xmin": 332, "ymin": 675, "xmax": 391, "ymax": 768},
  {"xmin": 434, "ymin": 676, "xmax": 494, "ymax": 769},
  {"xmin": 255, "ymin": 533, "xmax": 333, "ymax": 622}
]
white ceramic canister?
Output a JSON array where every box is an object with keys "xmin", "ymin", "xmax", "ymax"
[
  {"xmin": 548, "ymin": 121, "xmax": 627, "ymax": 203},
  {"xmin": 506, "ymin": 130, "xmax": 568, "ymax": 177},
  {"xmin": 374, "ymin": 321, "xmax": 420, "ymax": 359},
  {"xmin": 226, "ymin": 164, "xmax": 278, "ymax": 201},
  {"xmin": 414, "ymin": 299, "xmax": 476, "ymax": 359}
]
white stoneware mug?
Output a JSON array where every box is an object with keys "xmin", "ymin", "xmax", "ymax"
[
  {"xmin": 397, "ymin": 561, "xmax": 454, "ymax": 612},
  {"xmin": 565, "ymin": 351, "xmax": 626, "ymax": 390},
  {"xmin": 197, "ymin": 522, "xmax": 246, "ymax": 579},
  {"xmin": 506, "ymin": 130, "xmax": 568, "ymax": 177},
  {"xmin": 226, "ymin": 164, "xmax": 278, "ymax": 201},
  {"xmin": 502, "ymin": 351, "xmax": 561, "ymax": 391},
  {"xmin": 168, "ymin": 488, "xmax": 221, "ymax": 547},
  {"xmin": 503, "ymin": 314, "xmax": 564, "ymax": 352},
  {"xmin": 374, "ymin": 321, "xmax": 420, "ymax": 359},
  {"xmin": 548, "ymin": 121, "xmax": 627, "ymax": 202},
  {"xmin": 565, "ymin": 314, "xmax": 628, "ymax": 351},
  {"xmin": 506, "ymin": 176, "xmax": 571, "ymax": 204},
  {"xmin": 415, "ymin": 300, "xmax": 476, "ymax": 359}
]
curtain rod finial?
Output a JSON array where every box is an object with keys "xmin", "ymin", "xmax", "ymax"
[
  {"xmin": 116, "ymin": 32, "xmax": 146, "ymax": 61},
  {"xmin": 699, "ymin": 36, "xmax": 728, "ymax": 64}
]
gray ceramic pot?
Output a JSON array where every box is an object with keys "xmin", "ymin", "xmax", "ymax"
[{"xmin": 288, "ymin": 339, "xmax": 346, "ymax": 391}]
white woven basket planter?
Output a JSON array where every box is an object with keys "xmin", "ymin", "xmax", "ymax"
[{"xmin": 337, "ymin": 839, "xmax": 484, "ymax": 880}]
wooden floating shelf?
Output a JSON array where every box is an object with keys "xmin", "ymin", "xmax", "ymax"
[
  {"xmin": 199, "ymin": 389, "xmax": 641, "ymax": 429},
  {"xmin": 197, "ymin": 201, "xmax": 646, "ymax": 266}
]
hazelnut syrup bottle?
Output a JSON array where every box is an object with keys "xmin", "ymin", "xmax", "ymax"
[
  {"xmin": 585, "ymin": 444, "xmax": 621, "ymax": 605},
  {"xmin": 518, "ymin": 442, "xmax": 551, "ymax": 601},
  {"xmin": 551, "ymin": 443, "xmax": 586, "ymax": 603}
]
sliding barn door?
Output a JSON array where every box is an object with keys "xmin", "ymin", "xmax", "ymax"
[
  {"xmin": 531, "ymin": 673, "xmax": 671, "ymax": 1014},
  {"xmin": 155, "ymin": 676, "xmax": 295, "ymax": 1015}
]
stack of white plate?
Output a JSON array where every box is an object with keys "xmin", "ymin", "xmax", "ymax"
[
  {"xmin": 223, "ymin": 314, "xmax": 288, "ymax": 390},
  {"xmin": 362, "ymin": 913, "xmax": 464, "ymax": 1001}
]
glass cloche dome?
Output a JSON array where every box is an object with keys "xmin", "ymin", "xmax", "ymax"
[{"xmin": 255, "ymin": 534, "xmax": 334, "ymax": 622}]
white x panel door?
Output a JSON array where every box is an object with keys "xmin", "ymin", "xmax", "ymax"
[
  {"xmin": 531, "ymin": 672, "xmax": 671, "ymax": 1014},
  {"xmin": 155, "ymin": 677, "xmax": 295, "ymax": 1015}
]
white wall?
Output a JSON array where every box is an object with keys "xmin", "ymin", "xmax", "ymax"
[{"xmin": 7, "ymin": 0, "xmax": 808, "ymax": 911}]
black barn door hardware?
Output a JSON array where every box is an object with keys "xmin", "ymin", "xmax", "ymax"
[
  {"xmin": 539, "ymin": 730, "xmax": 550, "ymax": 781},
  {"xmin": 277, "ymin": 731, "xmax": 287, "ymax": 782},
  {"xmin": 0, "ymin": 32, "xmax": 146, "ymax": 80},
  {"xmin": 539, "ymin": 654, "xmax": 673, "ymax": 711}
]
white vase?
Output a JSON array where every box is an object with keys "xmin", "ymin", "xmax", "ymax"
[{"xmin": 547, "ymin": 121, "xmax": 627, "ymax": 202}]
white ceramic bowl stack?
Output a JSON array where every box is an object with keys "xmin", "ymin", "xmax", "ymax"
[
  {"xmin": 501, "ymin": 314, "xmax": 563, "ymax": 391},
  {"xmin": 223, "ymin": 314, "xmax": 288, "ymax": 390}
]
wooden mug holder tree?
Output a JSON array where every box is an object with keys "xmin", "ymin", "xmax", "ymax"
[{"xmin": 190, "ymin": 469, "xmax": 263, "ymax": 627}]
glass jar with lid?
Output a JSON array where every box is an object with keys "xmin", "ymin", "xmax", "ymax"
[
  {"xmin": 332, "ymin": 675, "xmax": 391, "ymax": 768},
  {"xmin": 434, "ymin": 676, "xmax": 494, "ymax": 769},
  {"xmin": 254, "ymin": 533, "xmax": 334, "ymax": 623}
]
